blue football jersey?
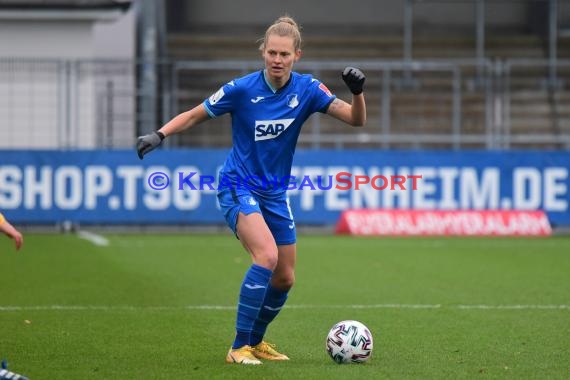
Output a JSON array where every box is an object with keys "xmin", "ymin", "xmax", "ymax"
[{"xmin": 203, "ymin": 70, "xmax": 336, "ymax": 194}]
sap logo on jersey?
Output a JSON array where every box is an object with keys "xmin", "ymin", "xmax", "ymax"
[{"xmin": 255, "ymin": 119, "xmax": 295, "ymax": 141}]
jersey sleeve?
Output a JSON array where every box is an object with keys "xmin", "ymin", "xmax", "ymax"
[
  {"xmin": 309, "ymin": 78, "xmax": 336, "ymax": 114},
  {"xmin": 203, "ymin": 80, "xmax": 239, "ymax": 118}
]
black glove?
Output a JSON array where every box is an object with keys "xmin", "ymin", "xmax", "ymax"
[
  {"xmin": 136, "ymin": 131, "xmax": 165, "ymax": 159},
  {"xmin": 342, "ymin": 67, "xmax": 365, "ymax": 95}
]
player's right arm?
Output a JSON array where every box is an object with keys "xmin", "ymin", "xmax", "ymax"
[
  {"xmin": 159, "ymin": 104, "xmax": 210, "ymax": 137},
  {"xmin": 137, "ymin": 80, "xmax": 238, "ymax": 160},
  {"xmin": 136, "ymin": 104, "xmax": 210, "ymax": 159}
]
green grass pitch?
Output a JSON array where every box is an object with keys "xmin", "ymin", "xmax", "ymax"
[{"xmin": 1, "ymin": 233, "xmax": 569, "ymax": 379}]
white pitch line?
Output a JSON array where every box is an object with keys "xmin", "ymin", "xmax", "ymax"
[
  {"xmin": 77, "ymin": 230, "xmax": 109, "ymax": 247},
  {"xmin": 284, "ymin": 304, "xmax": 443, "ymax": 309},
  {"xmin": 457, "ymin": 304, "xmax": 570, "ymax": 310},
  {"xmin": 0, "ymin": 304, "xmax": 569, "ymax": 312}
]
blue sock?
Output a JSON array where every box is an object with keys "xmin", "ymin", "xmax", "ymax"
[
  {"xmin": 250, "ymin": 283, "xmax": 289, "ymax": 346},
  {"xmin": 232, "ymin": 264, "xmax": 273, "ymax": 349}
]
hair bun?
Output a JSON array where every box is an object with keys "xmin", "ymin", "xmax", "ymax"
[
  {"xmin": 276, "ymin": 16, "xmax": 298, "ymax": 28},
  {"xmin": 259, "ymin": 15, "xmax": 302, "ymax": 51}
]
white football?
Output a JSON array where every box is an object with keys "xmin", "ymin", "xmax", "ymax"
[{"xmin": 326, "ymin": 320, "xmax": 374, "ymax": 364}]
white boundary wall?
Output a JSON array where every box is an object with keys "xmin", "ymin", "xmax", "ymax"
[{"xmin": 0, "ymin": 7, "xmax": 135, "ymax": 149}]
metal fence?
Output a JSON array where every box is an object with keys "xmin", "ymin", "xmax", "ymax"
[{"xmin": 1, "ymin": 57, "xmax": 569, "ymax": 150}]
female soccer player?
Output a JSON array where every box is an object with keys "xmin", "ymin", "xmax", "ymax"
[
  {"xmin": 137, "ymin": 16, "xmax": 366, "ymax": 365},
  {"xmin": 0, "ymin": 212, "xmax": 23, "ymax": 251}
]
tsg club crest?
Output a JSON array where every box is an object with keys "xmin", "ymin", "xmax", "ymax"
[{"xmin": 287, "ymin": 94, "xmax": 299, "ymax": 108}]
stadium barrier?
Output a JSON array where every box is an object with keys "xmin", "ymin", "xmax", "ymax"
[{"xmin": 3, "ymin": 58, "xmax": 570, "ymax": 151}]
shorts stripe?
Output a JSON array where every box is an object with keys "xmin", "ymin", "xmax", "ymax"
[{"xmin": 230, "ymin": 188, "xmax": 239, "ymax": 204}]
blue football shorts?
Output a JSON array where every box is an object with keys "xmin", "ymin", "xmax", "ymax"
[{"xmin": 217, "ymin": 186, "xmax": 296, "ymax": 245}]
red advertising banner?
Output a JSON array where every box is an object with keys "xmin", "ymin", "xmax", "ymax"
[{"xmin": 335, "ymin": 210, "xmax": 552, "ymax": 236}]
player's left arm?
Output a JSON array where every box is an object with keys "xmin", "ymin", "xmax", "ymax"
[
  {"xmin": 326, "ymin": 67, "xmax": 366, "ymax": 127},
  {"xmin": 326, "ymin": 96, "xmax": 366, "ymax": 127},
  {"xmin": 0, "ymin": 213, "xmax": 23, "ymax": 251}
]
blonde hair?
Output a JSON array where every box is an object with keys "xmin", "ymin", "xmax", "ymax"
[{"xmin": 259, "ymin": 16, "xmax": 302, "ymax": 51}]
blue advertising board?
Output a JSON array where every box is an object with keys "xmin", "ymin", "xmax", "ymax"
[{"xmin": 1, "ymin": 149, "xmax": 569, "ymax": 226}]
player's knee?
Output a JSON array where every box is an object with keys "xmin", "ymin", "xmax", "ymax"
[
  {"xmin": 281, "ymin": 276, "xmax": 295, "ymax": 291},
  {"xmin": 273, "ymin": 272, "xmax": 295, "ymax": 291},
  {"xmin": 255, "ymin": 250, "xmax": 279, "ymax": 271}
]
